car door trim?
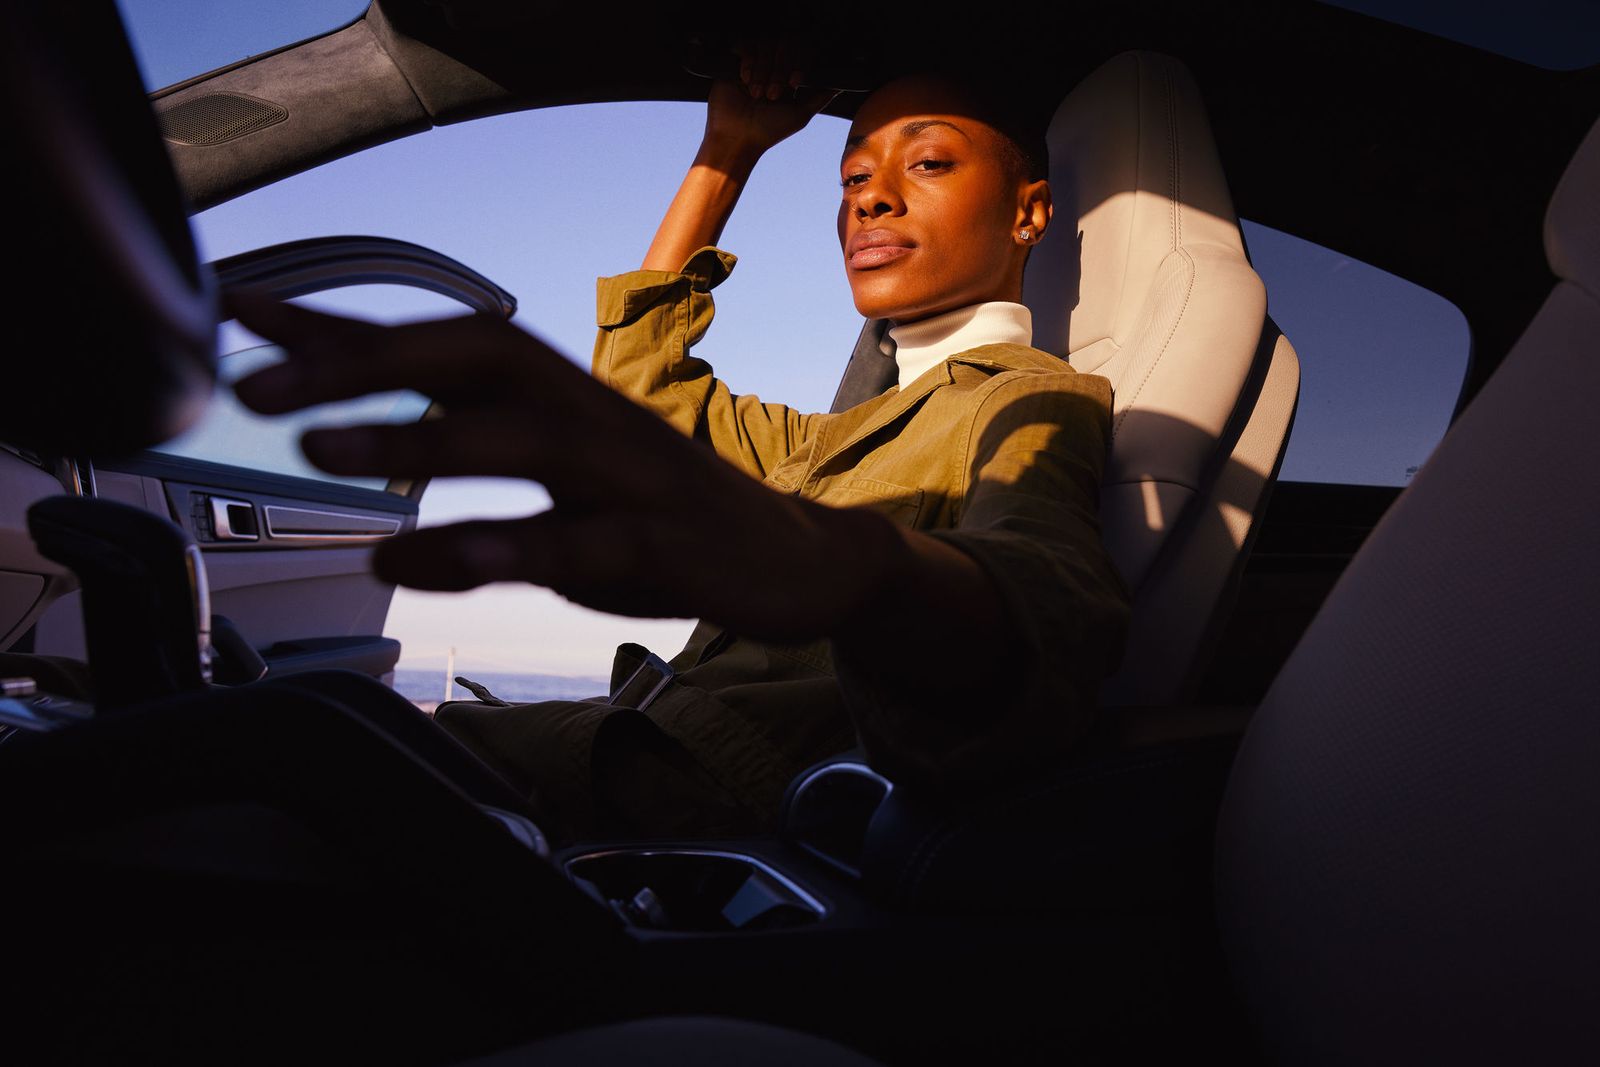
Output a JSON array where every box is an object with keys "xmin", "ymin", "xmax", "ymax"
[
  {"xmin": 262, "ymin": 504, "xmax": 401, "ymax": 542},
  {"xmin": 208, "ymin": 235, "xmax": 517, "ymax": 318}
]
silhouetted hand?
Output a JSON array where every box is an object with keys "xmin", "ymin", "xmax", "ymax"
[{"xmin": 223, "ymin": 290, "xmax": 904, "ymax": 643}]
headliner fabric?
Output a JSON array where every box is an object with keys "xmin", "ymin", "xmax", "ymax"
[{"xmin": 459, "ymin": 1015, "xmax": 885, "ymax": 1066}]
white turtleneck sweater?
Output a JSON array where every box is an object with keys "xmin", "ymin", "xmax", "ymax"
[{"xmin": 879, "ymin": 301, "xmax": 1035, "ymax": 392}]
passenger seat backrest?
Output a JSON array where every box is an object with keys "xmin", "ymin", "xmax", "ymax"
[
  {"xmin": 1214, "ymin": 115, "xmax": 1600, "ymax": 1064},
  {"xmin": 1025, "ymin": 51, "xmax": 1301, "ymax": 705}
]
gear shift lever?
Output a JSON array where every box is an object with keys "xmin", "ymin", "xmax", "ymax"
[{"xmin": 28, "ymin": 495, "xmax": 213, "ymax": 710}]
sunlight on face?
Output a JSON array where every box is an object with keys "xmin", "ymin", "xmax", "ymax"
[{"xmin": 837, "ymin": 76, "xmax": 1032, "ymax": 324}]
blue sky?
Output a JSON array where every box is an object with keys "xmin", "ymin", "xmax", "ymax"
[{"xmin": 116, "ymin": 1, "xmax": 1469, "ymax": 676}]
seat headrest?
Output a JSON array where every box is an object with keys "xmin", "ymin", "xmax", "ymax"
[
  {"xmin": 1024, "ymin": 51, "xmax": 1248, "ymax": 366},
  {"xmin": 1546, "ymin": 114, "xmax": 1600, "ymax": 292},
  {"xmin": 4, "ymin": 4, "xmax": 216, "ymax": 457}
]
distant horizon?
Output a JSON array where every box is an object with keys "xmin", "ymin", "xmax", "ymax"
[{"xmin": 392, "ymin": 658, "xmax": 611, "ymax": 681}]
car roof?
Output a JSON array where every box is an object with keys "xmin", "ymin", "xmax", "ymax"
[{"xmin": 150, "ymin": 0, "xmax": 1600, "ymax": 406}]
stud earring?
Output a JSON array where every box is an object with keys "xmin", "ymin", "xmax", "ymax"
[{"xmin": 1017, "ymin": 228, "xmax": 1032, "ymax": 242}]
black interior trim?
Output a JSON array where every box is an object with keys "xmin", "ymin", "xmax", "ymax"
[
  {"xmin": 104, "ymin": 451, "xmax": 420, "ymax": 515},
  {"xmin": 210, "ymin": 234, "xmax": 517, "ymax": 318}
]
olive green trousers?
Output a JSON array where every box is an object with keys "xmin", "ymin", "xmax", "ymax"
[{"xmin": 432, "ymin": 646, "xmax": 778, "ymax": 850}]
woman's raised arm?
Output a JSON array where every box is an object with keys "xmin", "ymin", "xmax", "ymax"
[
  {"xmin": 642, "ymin": 47, "xmax": 838, "ymax": 272},
  {"xmin": 595, "ymin": 47, "xmax": 841, "ymax": 478}
]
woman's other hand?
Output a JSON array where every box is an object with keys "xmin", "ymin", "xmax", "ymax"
[{"xmin": 223, "ymin": 290, "xmax": 900, "ymax": 644}]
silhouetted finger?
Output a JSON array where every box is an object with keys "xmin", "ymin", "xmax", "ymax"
[
  {"xmin": 222, "ymin": 287, "xmax": 387, "ymax": 352},
  {"xmin": 373, "ymin": 511, "xmax": 699, "ymax": 623},
  {"xmin": 302, "ymin": 402, "xmax": 685, "ymax": 505},
  {"xmin": 233, "ymin": 314, "xmax": 582, "ymax": 415},
  {"xmin": 297, "ymin": 414, "xmax": 627, "ymax": 504},
  {"xmin": 369, "ymin": 512, "xmax": 643, "ymax": 599},
  {"xmin": 370, "ymin": 516, "xmax": 549, "ymax": 592}
]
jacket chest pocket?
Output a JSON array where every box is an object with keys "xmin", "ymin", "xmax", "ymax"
[{"xmin": 814, "ymin": 476, "xmax": 927, "ymax": 529}]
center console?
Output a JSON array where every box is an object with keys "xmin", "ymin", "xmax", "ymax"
[{"xmin": 544, "ymin": 727, "xmax": 1245, "ymax": 1063}]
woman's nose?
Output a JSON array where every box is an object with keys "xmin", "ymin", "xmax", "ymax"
[{"xmin": 851, "ymin": 173, "xmax": 903, "ymax": 219}]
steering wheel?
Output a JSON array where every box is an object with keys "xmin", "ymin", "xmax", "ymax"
[{"xmin": 2, "ymin": 2, "xmax": 216, "ymax": 457}]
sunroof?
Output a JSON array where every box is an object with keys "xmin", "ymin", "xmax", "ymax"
[
  {"xmin": 1319, "ymin": 0, "xmax": 1600, "ymax": 70},
  {"xmin": 115, "ymin": 0, "xmax": 369, "ymax": 92}
]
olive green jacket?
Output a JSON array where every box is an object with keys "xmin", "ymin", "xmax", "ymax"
[{"xmin": 585, "ymin": 245, "xmax": 1132, "ymax": 817}]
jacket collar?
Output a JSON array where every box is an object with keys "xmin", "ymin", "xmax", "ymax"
[{"xmin": 810, "ymin": 343, "xmax": 1072, "ymax": 473}]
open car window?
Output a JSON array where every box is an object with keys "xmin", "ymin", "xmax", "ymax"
[
  {"xmin": 151, "ymin": 286, "xmax": 459, "ymax": 494},
  {"xmin": 186, "ymin": 101, "xmax": 859, "ymax": 687}
]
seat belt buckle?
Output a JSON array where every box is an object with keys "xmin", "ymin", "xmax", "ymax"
[{"xmin": 608, "ymin": 650, "xmax": 676, "ymax": 711}]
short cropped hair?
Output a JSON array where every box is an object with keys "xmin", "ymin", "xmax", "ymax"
[{"xmin": 878, "ymin": 68, "xmax": 1051, "ymax": 188}]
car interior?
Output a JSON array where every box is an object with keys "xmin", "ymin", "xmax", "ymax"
[{"xmin": 2, "ymin": 1, "xmax": 1596, "ymax": 1063}]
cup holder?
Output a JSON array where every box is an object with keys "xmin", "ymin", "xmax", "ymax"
[{"xmin": 564, "ymin": 848, "xmax": 828, "ymax": 932}]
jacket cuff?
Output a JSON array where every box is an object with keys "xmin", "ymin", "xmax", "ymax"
[{"xmin": 595, "ymin": 246, "xmax": 737, "ymax": 328}]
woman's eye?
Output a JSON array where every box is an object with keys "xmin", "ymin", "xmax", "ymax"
[
  {"xmin": 912, "ymin": 159, "xmax": 953, "ymax": 173},
  {"xmin": 840, "ymin": 173, "xmax": 869, "ymax": 188}
]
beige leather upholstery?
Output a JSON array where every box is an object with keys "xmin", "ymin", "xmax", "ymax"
[
  {"xmin": 1022, "ymin": 51, "xmax": 1301, "ymax": 705},
  {"xmin": 1214, "ymin": 115, "xmax": 1600, "ymax": 1064}
]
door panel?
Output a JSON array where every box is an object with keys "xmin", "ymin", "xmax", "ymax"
[
  {"xmin": 0, "ymin": 450, "xmax": 76, "ymax": 649},
  {"xmin": 12, "ymin": 237, "xmax": 516, "ymax": 684}
]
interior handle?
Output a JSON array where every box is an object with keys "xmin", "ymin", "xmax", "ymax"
[{"xmin": 207, "ymin": 495, "xmax": 259, "ymax": 541}]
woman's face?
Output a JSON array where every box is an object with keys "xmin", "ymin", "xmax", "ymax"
[{"xmin": 837, "ymin": 76, "xmax": 1037, "ymax": 324}]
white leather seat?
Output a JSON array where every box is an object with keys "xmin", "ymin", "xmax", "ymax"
[
  {"xmin": 832, "ymin": 51, "xmax": 1300, "ymax": 706},
  {"xmin": 1214, "ymin": 114, "xmax": 1600, "ymax": 1063}
]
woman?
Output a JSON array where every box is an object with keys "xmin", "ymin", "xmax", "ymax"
[{"xmin": 227, "ymin": 58, "xmax": 1131, "ymax": 849}]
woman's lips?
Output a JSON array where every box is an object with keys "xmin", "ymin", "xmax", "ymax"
[
  {"xmin": 849, "ymin": 244, "xmax": 915, "ymax": 269},
  {"xmin": 846, "ymin": 228, "xmax": 917, "ymax": 270}
]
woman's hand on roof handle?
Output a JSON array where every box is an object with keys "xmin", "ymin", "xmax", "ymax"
[
  {"xmin": 641, "ymin": 38, "xmax": 836, "ymax": 273},
  {"xmin": 702, "ymin": 39, "xmax": 839, "ymax": 163},
  {"xmin": 221, "ymin": 288, "xmax": 901, "ymax": 644}
]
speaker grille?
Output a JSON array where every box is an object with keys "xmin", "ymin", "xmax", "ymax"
[{"xmin": 157, "ymin": 92, "xmax": 287, "ymax": 146}]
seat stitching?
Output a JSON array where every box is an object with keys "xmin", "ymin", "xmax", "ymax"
[
  {"xmin": 1111, "ymin": 248, "xmax": 1196, "ymax": 439},
  {"xmin": 1167, "ymin": 61, "xmax": 1182, "ymax": 252},
  {"xmin": 1110, "ymin": 54, "xmax": 1143, "ymax": 351}
]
